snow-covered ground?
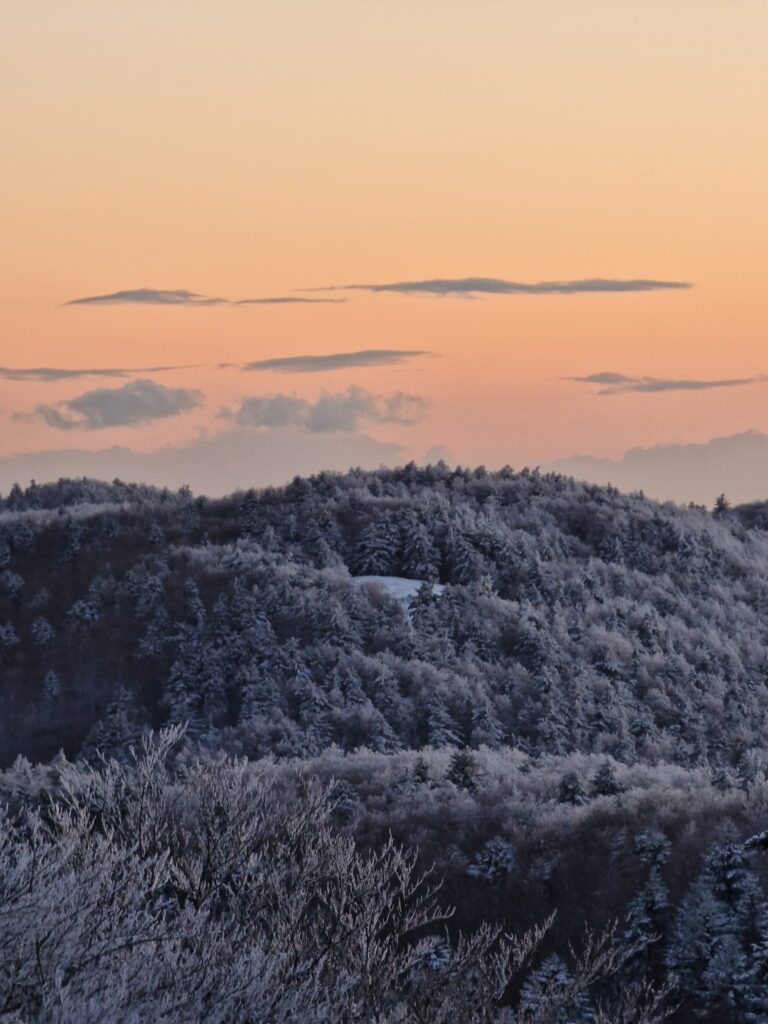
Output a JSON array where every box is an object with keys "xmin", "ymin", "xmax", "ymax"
[{"xmin": 351, "ymin": 575, "xmax": 445, "ymax": 613}]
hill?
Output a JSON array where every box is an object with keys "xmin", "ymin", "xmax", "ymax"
[
  {"xmin": 7, "ymin": 466, "xmax": 768, "ymax": 1020},
  {"xmin": 1, "ymin": 463, "xmax": 767, "ymax": 771}
]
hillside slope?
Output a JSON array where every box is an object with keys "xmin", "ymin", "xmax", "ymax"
[{"xmin": 2, "ymin": 464, "xmax": 768, "ymax": 771}]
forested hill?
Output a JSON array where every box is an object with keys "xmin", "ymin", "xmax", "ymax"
[{"xmin": 2, "ymin": 463, "xmax": 767, "ymax": 772}]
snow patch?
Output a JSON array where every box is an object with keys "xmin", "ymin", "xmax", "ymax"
[{"xmin": 351, "ymin": 575, "xmax": 444, "ymax": 612}]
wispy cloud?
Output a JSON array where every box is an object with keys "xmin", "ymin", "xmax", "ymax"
[
  {"xmin": 224, "ymin": 387, "xmax": 426, "ymax": 433},
  {"xmin": 19, "ymin": 378, "xmax": 203, "ymax": 430},
  {"xmin": 66, "ymin": 288, "xmax": 346, "ymax": 307},
  {"xmin": 568, "ymin": 372, "xmax": 758, "ymax": 395},
  {"xmin": 0, "ymin": 365, "xmax": 197, "ymax": 382},
  {"xmin": 239, "ymin": 349, "xmax": 431, "ymax": 374},
  {"xmin": 65, "ymin": 288, "xmax": 228, "ymax": 306},
  {"xmin": 233, "ymin": 296, "xmax": 346, "ymax": 305},
  {"xmin": 302, "ymin": 277, "xmax": 693, "ymax": 297}
]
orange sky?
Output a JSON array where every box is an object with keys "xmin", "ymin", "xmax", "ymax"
[{"xmin": 2, "ymin": 1, "xmax": 767, "ymax": 485}]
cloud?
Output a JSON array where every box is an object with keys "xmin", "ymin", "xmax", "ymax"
[
  {"xmin": 0, "ymin": 365, "xmax": 197, "ymax": 382},
  {"xmin": 229, "ymin": 395, "xmax": 308, "ymax": 429},
  {"xmin": 239, "ymin": 349, "xmax": 431, "ymax": 374},
  {"xmin": 226, "ymin": 387, "xmax": 427, "ymax": 433},
  {"xmin": 568, "ymin": 372, "xmax": 758, "ymax": 395},
  {"xmin": 233, "ymin": 296, "xmax": 346, "ymax": 305},
  {"xmin": 546, "ymin": 430, "xmax": 768, "ymax": 507},
  {"xmin": 22, "ymin": 379, "xmax": 203, "ymax": 430},
  {"xmin": 66, "ymin": 288, "xmax": 346, "ymax": 307},
  {"xmin": 65, "ymin": 288, "xmax": 228, "ymax": 306},
  {"xmin": 303, "ymin": 277, "xmax": 693, "ymax": 297},
  {"xmin": 0, "ymin": 430, "xmax": 400, "ymax": 498}
]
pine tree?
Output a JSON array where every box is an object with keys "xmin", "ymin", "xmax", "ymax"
[
  {"xmin": 409, "ymin": 582, "xmax": 442, "ymax": 632},
  {"xmin": 467, "ymin": 836, "xmax": 516, "ymax": 882},
  {"xmin": 0, "ymin": 623, "xmax": 19, "ymax": 650},
  {"xmin": 667, "ymin": 840, "xmax": 768, "ymax": 1017},
  {"xmin": 295, "ymin": 669, "xmax": 334, "ymax": 755},
  {"xmin": 622, "ymin": 866, "xmax": 669, "ymax": 981},
  {"xmin": 304, "ymin": 520, "xmax": 340, "ymax": 569},
  {"xmin": 31, "ymin": 616, "xmax": 55, "ymax": 646},
  {"xmin": 400, "ymin": 512, "xmax": 439, "ymax": 581},
  {"xmin": 469, "ymin": 703, "xmax": 505, "ymax": 749},
  {"xmin": 517, "ymin": 954, "xmax": 595, "ymax": 1022},
  {"xmin": 635, "ymin": 829, "xmax": 671, "ymax": 868},
  {"xmin": 1, "ymin": 570, "xmax": 24, "ymax": 600},
  {"xmin": 62, "ymin": 518, "xmax": 84, "ymax": 562},
  {"xmin": 163, "ymin": 626, "xmax": 225, "ymax": 738},
  {"xmin": 148, "ymin": 521, "xmax": 164, "ymax": 545},
  {"xmin": 352, "ymin": 518, "xmax": 398, "ymax": 576},
  {"xmin": 238, "ymin": 663, "xmax": 282, "ymax": 724},
  {"xmin": 557, "ymin": 770, "xmax": 586, "ymax": 805},
  {"xmin": 412, "ymin": 754, "xmax": 431, "ymax": 785},
  {"xmin": 5, "ymin": 482, "xmax": 25, "ymax": 511},
  {"xmin": 183, "ymin": 578, "xmax": 206, "ymax": 628},
  {"xmin": 446, "ymin": 529, "xmax": 481, "ymax": 585},
  {"xmin": 330, "ymin": 779, "xmax": 359, "ymax": 824},
  {"xmin": 590, "ymin": 760, "xmax": 622, "ymax": 797},
  {"xmin": 423, "ymin": 697, "xmax": 460, "ymax": 748},
  {"xmin": 447, "ymin": 748, "xmax": 481, "ymax": 791},
  {"xmin": 713, "ymin": 492, "xmax": 731, "ymax": 516},
  {"xmin": 79, "ymin": 688, "xmax": 142, "ymax": 762},
  {"xmin": 40, "ymin": 669, "xmax": 61, "ymax": 721},
  {"xmin": 240, "ymin": 489, "xmax": 259, "ymax": 535}
]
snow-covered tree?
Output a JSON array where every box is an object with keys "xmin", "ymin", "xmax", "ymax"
[
  {"xmin": 31, "ymin": 616, "xmax": 55, "ymax": 646},
  {"xmin": 467, "ymin": 836, "xmax": 516, "ymax": 882}
]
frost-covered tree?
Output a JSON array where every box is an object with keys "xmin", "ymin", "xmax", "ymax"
[
  {"xmin": 40, "ymin": 669, "xmax": 62, "ymax": 721},
  {"xmin": 31, "ymin": 616, "xmax": 55, "ymax": 646},
  {"xmin": 517, "ymin": 954, "xmax": 596, "ymax": 1023},
  {"xmin": 1, "ymin": 570, "xmax": 24, "ymax": 600},
  {"xmin": 352, "ymin": 517, "xmax": 398, "ymax": 576},
  {"xmin": 0, "ymin": 622, "xmax": 19, "ymax": 650},
  {"xmin": 470, "ymin": 702, "xmax": 506, "ymax": 749},
  {"xmin": 591, "ymin": 760, "xmax": 623, "ymax": 797},
  {"xmin": 447, "ymin": 748, "xmax": 481, "ymax": 791},
  {"xmin": 467, "ymin": 836, "xmax": 516, "ymax": 883},
  {"xmin": 557, "ymin": 770, "xmax": 587, "ymax": 805},
  {"xmin": 424, "ymin": 696, "xmax": 461, "ymax": 748},
  {"xmin": 79, "ymin": 687, "xmax": 143, "ymax": 762},
  {"xmin": 667, "ymin": 840, "xmax": 768, "ymax": 1018},
  {"xmin": 400, "ymin": 511, "xmax": 440, "ymax": 581}
]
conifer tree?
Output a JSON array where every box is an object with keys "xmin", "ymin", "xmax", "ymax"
[
  {"xmin": 31, "ymin": 616, "xmax": 55, "ymax": 646},
  {"xmin": 590, "ymin": 760, "xmax": 622, "ymax": 797},
  {"xmin": 79, "ymin": 687, "xmax": 142, "ymax": 762},
  {"xmin": 557, "ymin": 770, "xmax": 586, "ymax": 805},
  {"xmin": 447, "ymin": 748, "xmax": 480, "ymax": 791}
]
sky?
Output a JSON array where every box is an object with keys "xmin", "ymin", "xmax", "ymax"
[{"xmin": 2, "ymin": 2, "xmax": 767, "ymax": 500}]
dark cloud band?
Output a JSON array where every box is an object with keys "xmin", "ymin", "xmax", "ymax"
[
  {"xmin": 240, "ymin": 349, "xmax": 431, "ymax": 373},
  {"xmin": 66, "ymin": 288, "xmax": 347, "ymax": 307},
  {"xmin": 568, "ymin": 372, "xmax": 758, "ymax": 395},
  {"xmin": 0, "ymin": 365, "xmax": 197, "ymax": 382},
  {"xmin": 233, "ymin": 297, "xmax": 346, "ymax": 305},
  {"xmin": 66, "ymin": 289, "xmax": 227, "ymax": 306},
  {"xmin": 303, "ymin": 277, "xmax": 693, "ymax": 297}
]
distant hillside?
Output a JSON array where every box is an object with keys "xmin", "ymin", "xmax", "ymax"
[
  {"xmin": 547, "ymin": 429, "xmax": 768, "ymax": 506},
  {"xmin": 2, "ymin": 462, "xmax": 768, "ymax": 772}
]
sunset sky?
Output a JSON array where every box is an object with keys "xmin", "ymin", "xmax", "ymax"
[{"xmin": 2, "ymin": 2, "xmax": 767, "ymax": 498}]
